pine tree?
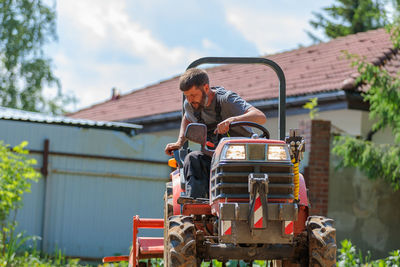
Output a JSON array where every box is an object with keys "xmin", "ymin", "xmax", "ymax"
[{"xmin": 308, "ymin": 0, "xmax": 388, "ymax": 42}]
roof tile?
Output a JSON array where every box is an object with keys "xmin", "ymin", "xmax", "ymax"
[{"xmin": 69, "ymin": 28, "xmax": 395, "ymax": 121}]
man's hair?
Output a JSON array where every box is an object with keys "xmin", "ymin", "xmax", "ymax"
[{"xmin": 179, "ymin": 68, "xmax": 209, "ymax": 91}]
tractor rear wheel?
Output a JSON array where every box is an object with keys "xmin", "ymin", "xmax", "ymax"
[
  {"xmin": 163, "ymin": 182, "xmax": 173, "ymax": 266},
  {"xmin": 306, "ymin": 216, "xmax": 336, "ymax": 267},
  {"xmin": 166, "ymin": 215, "xmax": 197, "ymax": 267}
]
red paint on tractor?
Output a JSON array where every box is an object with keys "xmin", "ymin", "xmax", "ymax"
[
  {"xmin": 298, "ymin": 174, "xmax": 308, "ymax": 206},
  {"xmin": 182, "ymin": 203, "xmax": 212, "ymax": 215},
  {"xmin": 172, "ymin": 171, "xmax": 183, "ymax": 215},
  {"xmin": 284, "ymin": 221, "xmax": 294, "ymax": 235}
]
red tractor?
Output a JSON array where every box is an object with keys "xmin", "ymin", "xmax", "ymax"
[{"xmin": 103, "ymin": 57, "xmax": 336, "ymax": 267}]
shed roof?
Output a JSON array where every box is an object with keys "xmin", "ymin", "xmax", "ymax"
[
  {"xmin": 69, "ymin": 28, "xmax": 396, "ymax": 122},
  {"xmin": 0, "ymin": 106, "xmax": 142, "ymax": 133}
]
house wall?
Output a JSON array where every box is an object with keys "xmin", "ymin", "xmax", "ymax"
[
  {"xmin": 326, "ymin": 110, "xmax": 399, "ymax": 259},
  {"xmin": 328, "ymin": 154, "xmax": 400, "ymax": 259},
  {"xmin": 0, "ymin": 119, "xmax": 175, "ymax": 259},
  {"xmin": 360, "ymin": 111, "xmax": 395, "ymax": 144},
  {"xmin": 153, "ymin": 108, "xmax": 366, "ymax": 141}
]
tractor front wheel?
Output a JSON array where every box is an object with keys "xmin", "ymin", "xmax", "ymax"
[
  {"xmin": 165, "ymin": 215, "xmax": 197, "ymax": 267},
  {"xmin": 306, "ymin": 216, "xmax": 337, "ymax": 267}
]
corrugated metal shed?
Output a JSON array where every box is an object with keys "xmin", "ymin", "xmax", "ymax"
[
  {"xmin": 0, "ymin": 107, "xmax": 175, "ymax": 259},
  {"xmin": 0, "ymin": 106, "xmax": 142, "ymax": 134}
]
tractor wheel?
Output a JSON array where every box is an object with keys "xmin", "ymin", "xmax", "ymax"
[
  {"xmin": 164, "ymin": 182, "xmax": 173, "ymax": 267},
  {"xmin": 306, "ymin": 216, "xmax": 336, "ymax": 267},
  {"xmin": 166, "ymin": 215, "xmax": 197, "ymax": 267}
]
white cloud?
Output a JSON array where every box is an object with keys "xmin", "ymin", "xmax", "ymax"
[
  {"xmin": 53, "ymin": 0, "xmax": 203, "ymax": 110},
  {"xmin": 49, "ymin": 0, "xmax": 334, "ymax": 111},
  {"xmin": 224, "ymin": 5, "xmax": 310, "ymax": 55},
  {"xmin": 59, "ymin": 0, "xmax": 198, "ymax": 63},
  {"xmin": 202, "ymin": 38, "xmax": 219, "ymax": 50}
]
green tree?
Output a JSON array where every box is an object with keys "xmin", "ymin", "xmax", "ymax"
[
  {"xmin": 0, "ymin": 0, "xmax": 75, "ymax": 114},
  {"xmin": 332, "ymin": 25, "xmax": 400, "ymax": 191},
  {"xmin": 0, "ymin": 141, "xmax": 40, "ymax": 263},
  {"xmin": 303, "ymin": 97, "xmax": 319, "ymax": 120},
  {"xmin": 308, "ymin": 0, "xmax": 389, "ymax": 42}
]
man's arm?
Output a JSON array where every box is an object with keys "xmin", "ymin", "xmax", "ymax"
[
  {"xmin": 164, "ymin": 116, "xmax": 191, "ymax": 156},
  {"xmin": 214, "ymin": 106, "xmax": 266, "ymax": 134}
]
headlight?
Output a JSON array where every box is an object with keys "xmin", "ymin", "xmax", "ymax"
[
  {"xmin": 267, "ymin": 145, "xmax": 289, "ymax": 161},
  {"xmin": 223, "ymin": 145, "xmax": 246, "ymax": 160}
]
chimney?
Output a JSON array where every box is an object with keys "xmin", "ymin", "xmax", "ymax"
[{"xmin": 111, "ymin": 87, "xmax": 120, "ymax": 100}]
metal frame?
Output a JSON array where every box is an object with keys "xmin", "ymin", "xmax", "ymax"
[
  {"xmin": 201, "ymin": 243, "xmax": 296, "ymax": 262},
  {"xmin": 184, "ymin": 57, "xmax": 286, "ymax": 141},
  {"xmin": 103, "ymin": 216, "xmax": 164, "ymax": 265}
]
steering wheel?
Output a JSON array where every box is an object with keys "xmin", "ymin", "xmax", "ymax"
[{"xmin": 229, "ymin": 121, "xmax": 270, "ymax": 139}]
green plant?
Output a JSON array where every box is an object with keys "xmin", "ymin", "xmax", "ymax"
[
  {"xmin": 1, "ymin": 231, "xmax": 40, "ymax": 266},
  {"xmin": 307, "ymin": 0, "xmax": 390, "ymax": 42},
  {"xmin": 338, "ymin": 239, "xmax": 362, "ymax": 266},
  {"xmin": 101, "ymin": 261, "xmax": 129, "ymax": 267},
  {"xmin": 0, "ymin": 141, "xmax": 41, "ymax": 266},
  {"xmin": 338, "ymin": 239, "xmax": 400, "ymax": 267},
  {"xmin": 333, "ymin": 34, "xmax": 400, "ymax": 191},
  {"xmin": 0, "ymin": 0, "xmax": 77, "ymax": 114},
  {"xmin": 303, "ymin": 97, "xmax": 319, "ymax": 120},
  {"xmin": 0, "ymin": 248, "xmax": 85, "ymax": 267}
]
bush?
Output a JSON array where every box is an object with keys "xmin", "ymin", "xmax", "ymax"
[
  {"xmin": 0, "ymin": 141, "xmax": 41, "ymax": 266},
  {"xmin": 338, "ymin": 239, "xmax": 400, "ymax": 266}
]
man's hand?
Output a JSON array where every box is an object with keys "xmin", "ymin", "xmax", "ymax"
[
  {"xmin": 165, "ymin": 142, "xmax": 182, "ymax": 156},
  {"xmin": 214, "ymin": 118, "xmax": 234, "ymax": 134},
  {"xmin": 213, "ymin": 107, "xmax": 267, "ymax": 135}
]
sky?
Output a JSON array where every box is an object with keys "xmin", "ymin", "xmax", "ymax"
[{"xmin": 46, "ymin": 0, "xmax": 336, "ymax": 112}]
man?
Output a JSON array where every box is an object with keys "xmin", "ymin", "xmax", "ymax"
[{"xmin": 165, "ymin": 68, "xmax": 266, "ymax": 198}]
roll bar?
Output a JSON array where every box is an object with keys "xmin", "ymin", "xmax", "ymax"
[{"xmin": 183, "ymin": 57, "xmax": 286, "ymax": 141}]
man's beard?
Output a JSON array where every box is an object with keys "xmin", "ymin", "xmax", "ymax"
[{"xmin": 191, "ymin": 90, "xmax": 207, "ymax": 111}]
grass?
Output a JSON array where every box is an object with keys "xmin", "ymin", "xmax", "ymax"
[{"xmin": 1, "ymin": 239, "xmax": 399, "ymax": 267}]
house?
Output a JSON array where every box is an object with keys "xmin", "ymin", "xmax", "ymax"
[
  {"xmin": 68, "ymin": 28, "xmax": 400, "ymax": 258},
  {"xmin": 70, "ymin": 28, "xmax": 396, "ymax": 139}
]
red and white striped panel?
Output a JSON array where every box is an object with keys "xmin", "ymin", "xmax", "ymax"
[
  {"xmin": 284, "ymin": 221, "xmax": 294, "ymax": 235},
  {"xmin": 221, "ymin": 220, "xmax": 232, "ymax": 235},
  {"xmin": 254, "ymin": 192, "xmax": 263, "ymax": 228}
]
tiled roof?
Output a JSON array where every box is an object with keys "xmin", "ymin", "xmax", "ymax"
[{"xmin": 69, "ymin": 28, "xmax": 395, "ymax": 122}]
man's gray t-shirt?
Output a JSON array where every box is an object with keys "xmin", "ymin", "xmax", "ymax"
[{"xmin": 184, "ymin": 87, "xmax": 252, "ymax": 137}]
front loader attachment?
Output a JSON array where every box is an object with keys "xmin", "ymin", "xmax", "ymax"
[{"xmin": 103, "ymin": 216, "xmax": 164, "ymax": 267}]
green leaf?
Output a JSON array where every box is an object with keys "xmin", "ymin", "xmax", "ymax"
[
  {"xmin": 303, "ymin": 97, "xmax": 319, "ymax": 120},
  {"xmin": 307, "ymin": 0, "xmax": 390, "ymax": 42},
  {"xmin": 0, "ymin": 0, "xmax": 77, "ymax": 114},
  {"xmin": 0, "ymin": 140, "xmax": 41, "ymax": 255},
  {"xmin": 332, "ymin": 20, "xmax": 400, "ymax": 191}
]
